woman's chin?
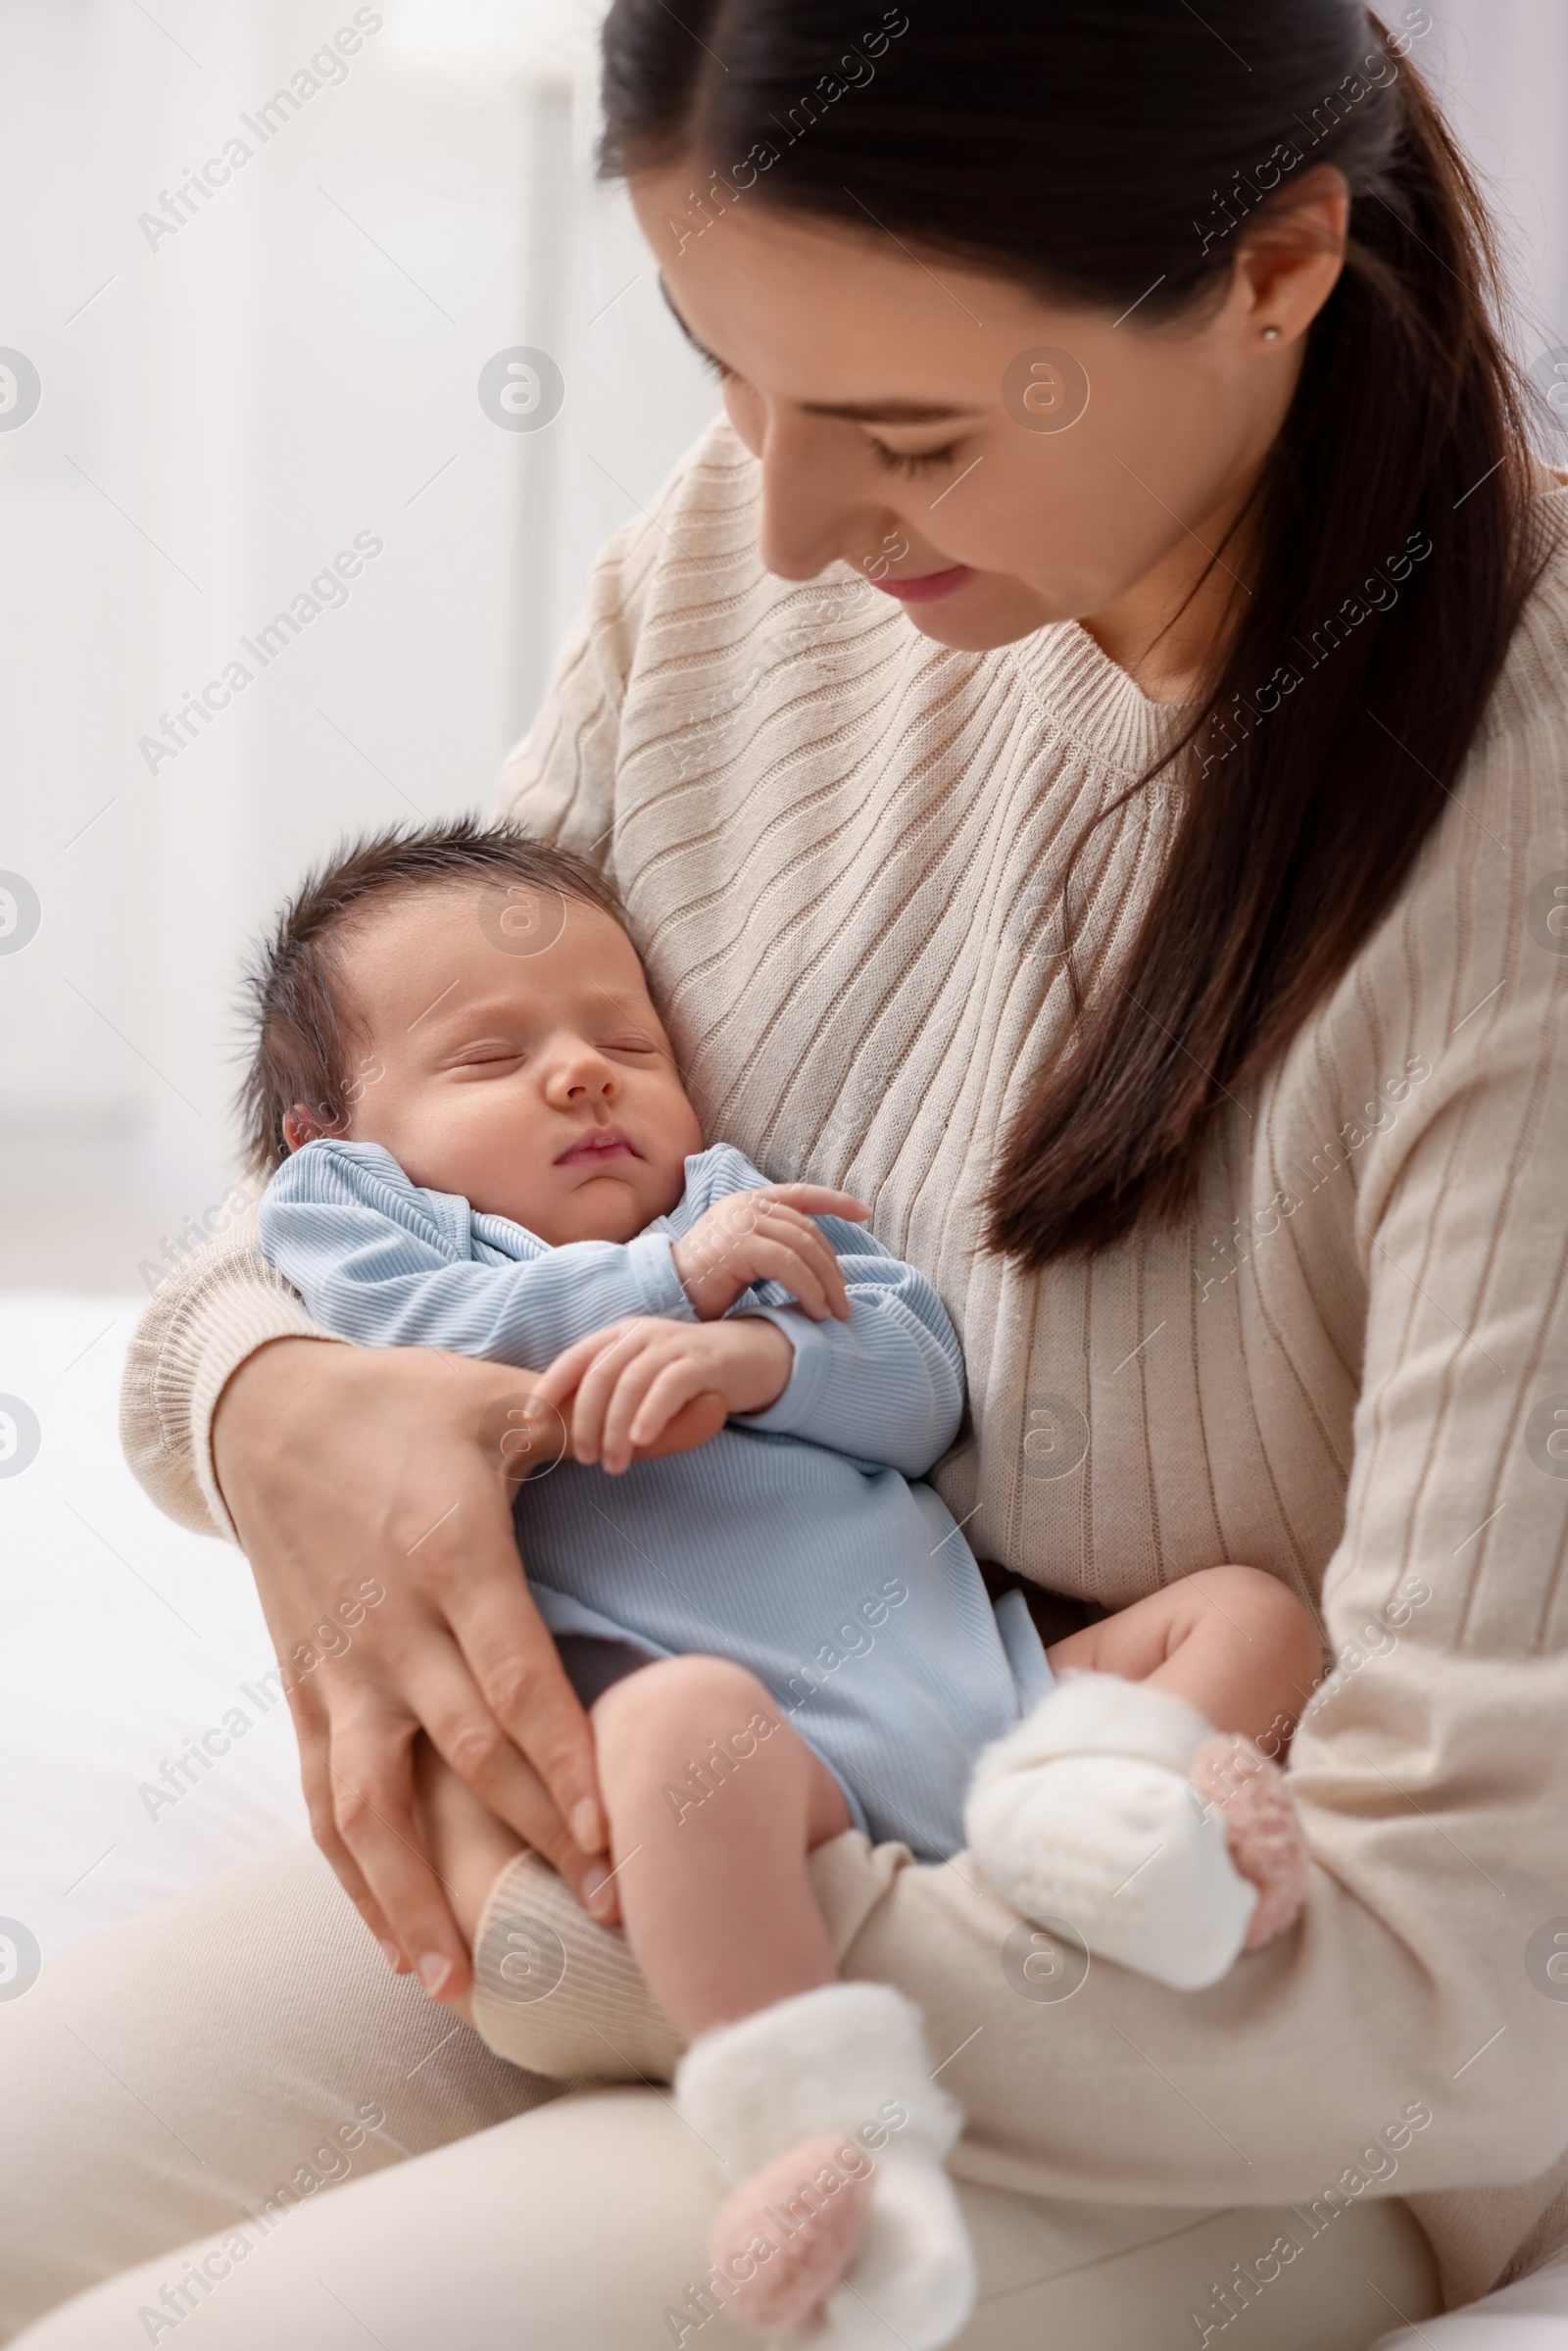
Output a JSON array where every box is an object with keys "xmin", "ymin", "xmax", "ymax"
[{"xmin": 893, "ymin": 577, "xmax": 1073, "ymax": 654}]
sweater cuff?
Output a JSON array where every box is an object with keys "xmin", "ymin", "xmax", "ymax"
[
  {"xmin": 625, "ymin": 1232, "xmax": 698, "ymax": 1321},
  {"xmin": 190, "ymin": 1314, "xmax": 348, "ymax": 1547},
  {"xmin": 121, "ymin": 1220, "xmax": 345, "ymax": 1547},
  {"xmin": 727, "ymin": 1304, "xmax": 832, "ymax": 1432}
]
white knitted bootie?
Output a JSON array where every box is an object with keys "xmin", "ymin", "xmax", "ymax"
[
  {"xmin": 965, "ymin": 1672, "xmax": 1259, "ymax": 1989},
  {"xmin": 674, "ymin": 1981, "xmax": 975, "ymax": 2348}
]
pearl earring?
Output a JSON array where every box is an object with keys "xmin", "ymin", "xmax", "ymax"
[{"xmin": 1261, "ymin": 324, "xmax": 1281, "ymax": 342}]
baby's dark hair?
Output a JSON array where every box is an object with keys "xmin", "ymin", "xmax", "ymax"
[{"xmin": 238, "ymin": 817, "xmax": 625, "ymax": 1175}]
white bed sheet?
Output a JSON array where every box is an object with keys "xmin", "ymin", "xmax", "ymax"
[{"xmin": 0, "ymin": 1292, "xmax": 307, "ymax": 1966}]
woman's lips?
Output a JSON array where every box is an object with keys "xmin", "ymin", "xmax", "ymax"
[
  {"xmin": 555, "ymin": 1127, "xmax": 640, "ymax": 1168},
  {"xmin": 869, "ymin": 563, "xmax": 974, "ymax": 604}
]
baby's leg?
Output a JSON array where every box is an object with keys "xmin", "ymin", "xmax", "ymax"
[
  {"xmin": 592, "ymin": 1657, "xmax": 971, "ymax": 2349},
  {"xmin": 409, "ymin": 1658, "xmax": 853, "ymax": 2037},
  {"xmin": 968, "ymin": 1569, "xmax": 1318, "ymax": 1990},
  {"xmin": 1046, "ymin": 1563, "xmax": 1324, "ymax": 1747},
  {"xmin": 587, "ymin": 1653, "xmax": 848, "ymax": 2038}
]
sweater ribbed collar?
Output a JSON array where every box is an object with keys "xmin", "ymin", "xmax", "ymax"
[{"xmin": 1004, "ymin": 615, "xmax": 1199, "ymax": 780}]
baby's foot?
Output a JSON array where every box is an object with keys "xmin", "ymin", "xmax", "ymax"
[
  {"xmin": 966, "ymin": 1673, "xmax": 1278, "ymax": 1989},
  {"xmin": 709, "ymin": 2129, "xmax": 875, "ymax": 2334},
  {"xmin": 675, "ymin": 1982, "xmax": 975, "ymax": 2350},
  {"xmin": 1189, "ymin": 1730, "xmax": 1308, "ymax": 1948}
]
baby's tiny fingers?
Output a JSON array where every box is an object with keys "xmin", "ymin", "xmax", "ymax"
[
  {"xmin": 741, "ymin": 1236, "xmax": 832, "ymax": 1319},
  {"xmin": 527, "ymin": 1364, "xmax": 575, "ymax": 1416},
  {"xmin": 533, "ymin": 1324, "xmax": 630, "ymax": 1409},
  {"xmin": 765, "ymin": 1208, "xmax": 851, "ymax": 1316},
  {"xmin": 589, "ymin": 1338, "xmax": 678, "ymax": 1470},
  {"xmin": 761, "ymin": 1184, "xmax": 870, "ymax": 1222},
  {"xmin": 564, "ymin": 1339, "xmax": 642, "ymax": 1464},
  {"xmin": 625, "ymin": 1357, "xmax": 708, "ymax": 1450}
]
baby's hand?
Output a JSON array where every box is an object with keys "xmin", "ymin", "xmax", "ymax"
[
  {"xmin": 529, "ymin": 1315, "xmax": 796, "ymax": 1474},
  {"xmin": 671, "ymin": 1184, "xmax": 868, "ymax": 1321}
]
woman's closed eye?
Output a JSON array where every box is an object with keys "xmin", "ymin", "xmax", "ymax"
[
  {"xmin": 868, "ymin": 437, "xmax": 959, "ymax": 476},
  {"xmin": 698, "ymin": 347, "xmax": 958, "ymax": 475}
]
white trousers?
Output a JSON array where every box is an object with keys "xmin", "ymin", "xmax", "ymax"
[{"xmin": 0, "ymin": 1840, "xmax": 1441, "ymax": 2349}]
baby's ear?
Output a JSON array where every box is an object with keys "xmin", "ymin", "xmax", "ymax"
[{"xmin": 282, "ymin": 1103, "xmax": 329, "ymax": 1152}]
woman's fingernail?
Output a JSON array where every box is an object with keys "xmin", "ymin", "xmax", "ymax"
[
  {"xmin": 571, "ymin": 1797, "xmax": 606, "ymax": 1852},
  {"xmin": 582, "ymin": 1864, "xmax": 616, "ymax": 1920},
  {"xmin": 380, "ymin": 1939, "xmax": 401, "ymax": 1970},
  {"xmin": 416, "ymin": 1951, "xmax": 452, "ymax": 1994}
]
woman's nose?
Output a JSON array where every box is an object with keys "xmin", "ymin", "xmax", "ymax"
[{"xmin": 752, "ymin": 409, "xmax": 884, "ymax": 582}]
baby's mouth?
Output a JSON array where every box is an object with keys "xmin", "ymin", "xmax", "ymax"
[{"xmin": 555, "ymin": 1125, "xmax": 641, "ymax": 1168}]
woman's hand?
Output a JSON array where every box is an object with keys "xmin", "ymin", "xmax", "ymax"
[
  {"xmin": 671, "ymin": 1183, "xmax": 867, "ymax": 1320},
  {"xmin": 211, "ymin": 1336, "xmax": 716, "ymax": 2004},
  {"xmin": 530, "ymin": 1314, "xmax": 793, "ymax": 1473}
]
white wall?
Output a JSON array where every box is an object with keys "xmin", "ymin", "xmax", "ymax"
[
  {"xmin": 0, "ymin": 0, "xmax": 717, "ymax": 1283},
  {"xmin": 1419, "ymin": 0, "xmax": 1568, "ymax": 369},
  {"xmin": 0, "ymin": 0, "xmax": 1561, "ymax": 1285}
]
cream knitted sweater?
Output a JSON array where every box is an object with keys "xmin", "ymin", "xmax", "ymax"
[{"xmin": 123, "ymin": 415, "xmax": 1568, "ymax": 2304}]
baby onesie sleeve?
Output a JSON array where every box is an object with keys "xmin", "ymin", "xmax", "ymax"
[
  {"xmin": 733, "ymin": 1260, "xmax": 964, "ymax": 1478},
  {"xmin": 258, "ymin": 1139, "xmax": 695, "ymax": 1368},
  {"xmin": 679, "ymin": 1144, "xmax": 965, "ymax": 1478}
]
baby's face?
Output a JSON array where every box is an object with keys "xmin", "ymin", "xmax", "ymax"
[{"xmin": 311, "ymin": 881, "xmax": 704, "ymax": 1245}]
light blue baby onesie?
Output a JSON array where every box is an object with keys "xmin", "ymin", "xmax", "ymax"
[{"xmin": 259, "ymin": 1139, "xmax": 1051, "ymax": 1859}]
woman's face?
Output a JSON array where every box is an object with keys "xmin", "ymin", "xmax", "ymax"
[{"xmin": 630, "ymin": 163, "xmax": 1346, "ymax": 695}]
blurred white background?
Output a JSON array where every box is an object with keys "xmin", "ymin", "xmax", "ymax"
[
  {"xmin": 0, "ymin": 0, "xmax": 1563, "ymax": 1287},
  {"xmin": 0, "ymin": 0, "xmax": 721, "ymax": 1289}
]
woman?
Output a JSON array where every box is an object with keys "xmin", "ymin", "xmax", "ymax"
[{"xmin": 7, "ymin": 1, "xmax": 1568, "ymax": 2341}]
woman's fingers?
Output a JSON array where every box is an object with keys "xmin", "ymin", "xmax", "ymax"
[
  {"xmin": 270, "ymin": 1622, "xmax": 409, "ymax": 1963},
  {"xmin": 416, "ymin": 1679, "xmax": 602, "ymax": 1895},
  {"xmin": 207, "ymin": 1334, "xmax": 731, "ymax": 2000},
  {"xmin": 300, "ymin": 1755, "xmax": 405, "ymax": 1964},
  {"xmin": 327, "ymin": 1708, "xmax": 471, "ymax": 2000},
  {"xmin": 402, "ymin": 1441, "xmax": 607, "ymax": 1854}
]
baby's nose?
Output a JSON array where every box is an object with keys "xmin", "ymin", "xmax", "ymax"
[{"xmin": 559, "ymin": 1056, "xmax": 614, "ymax": 1101}]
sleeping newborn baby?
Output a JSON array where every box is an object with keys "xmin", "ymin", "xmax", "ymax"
[{"xmin": 247, "ymin": 819, "xmax": 1319, "ymax": 2350}]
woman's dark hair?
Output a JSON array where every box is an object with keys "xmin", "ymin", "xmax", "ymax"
[
  {"xmin": 238, "ymin": 819, "xmax": 623, "ymax": 1175},
  {"xmin": 597, "ymin": 0, "xmax": 1552, "ymax": 1264}
]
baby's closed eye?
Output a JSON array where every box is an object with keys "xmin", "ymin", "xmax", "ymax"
[{"xmin": 440, "ymin": 1039, "xmax": 526, "ymax": 1075}]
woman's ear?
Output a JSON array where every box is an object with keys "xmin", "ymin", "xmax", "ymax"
[{"xmin": 1234, "ymin": 163, "xmax": 1349, "ymax": 347}]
